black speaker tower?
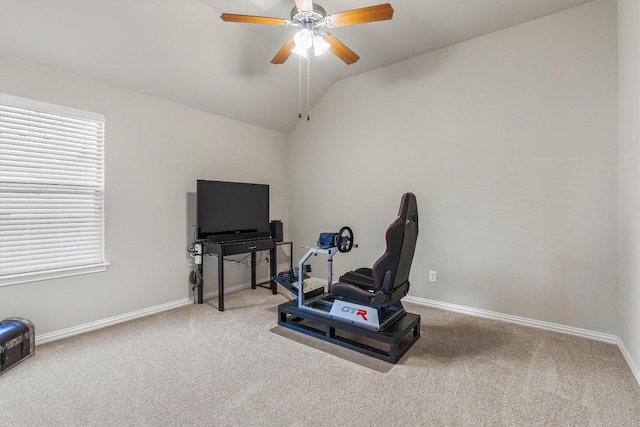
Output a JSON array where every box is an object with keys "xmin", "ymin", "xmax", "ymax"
[{"xmin": 270, "ymin": 220, "xmax": 283, "ymax": 242}]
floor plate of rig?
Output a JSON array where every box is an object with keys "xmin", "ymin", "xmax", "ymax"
[{"xmin": 277, "ymin": 299, "xmax": 420, "ymax": 364}]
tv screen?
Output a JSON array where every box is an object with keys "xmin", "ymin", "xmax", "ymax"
[{"xmin": 196, "ymin": 180, "xmax": 270, "ymax": 241}]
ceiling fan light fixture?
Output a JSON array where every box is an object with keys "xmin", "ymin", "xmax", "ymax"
[
  {"xmin": 291, "ymin": 43, "xmax": 309, "ymax": 58},
  {"xmin": 313, "ymin": 34, "xmax": 330, "ymax": 56},
  {"xmin": 293, "ymin": 28, "xmax": 313, "ymax": 50}
]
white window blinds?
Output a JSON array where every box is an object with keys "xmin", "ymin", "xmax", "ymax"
[{"xmin": 0, "ymin": 94, "xmax": 107, "ymax": 286}]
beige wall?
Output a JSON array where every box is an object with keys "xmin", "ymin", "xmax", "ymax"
[
  {"xmin": 0, "ymin": 56, "xmax": 289, "ymax": 335},
  {"xmin": 288, "ymin": 1, "xmax": 618, "ymax": 334},
  {"xmin": 617, "ymin": 0, "xmax": 640, "ymax": 377}
]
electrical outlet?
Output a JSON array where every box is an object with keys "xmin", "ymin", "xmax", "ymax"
[{"xmin": 429, "ymin": 270, "xmax": 437, "ymax": 282}]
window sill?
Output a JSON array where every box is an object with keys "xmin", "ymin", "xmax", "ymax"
[{"xmin": 0, "ymin": 263, "xmax": 110, "ymax": 287}]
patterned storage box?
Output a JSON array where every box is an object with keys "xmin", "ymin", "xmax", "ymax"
[{"xmin": 0, "ymin": 317, "xmax": 35, "ymax": 375}]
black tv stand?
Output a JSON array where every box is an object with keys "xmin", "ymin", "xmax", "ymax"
[{"xmin": 196, "ymin": 236, "xmax": 277, "ymax": 311}]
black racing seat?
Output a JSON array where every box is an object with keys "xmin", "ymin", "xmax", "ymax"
[{"xmin": 331, "ymin": 193, "xmax": 419, "ymax": 308}]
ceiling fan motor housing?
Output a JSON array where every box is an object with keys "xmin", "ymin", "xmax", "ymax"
[{"xmin": 290, "ymin": 3, "xmax": 326, "ymax": 25}]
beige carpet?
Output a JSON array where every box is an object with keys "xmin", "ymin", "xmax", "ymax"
[{"xmin": 1, "ymin": 288, "xmax": 639, "ymax": 426}]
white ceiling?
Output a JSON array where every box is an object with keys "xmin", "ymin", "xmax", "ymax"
[{"xmin": 0, "ymin": 0, "xmax": 591, "ymax": 133}]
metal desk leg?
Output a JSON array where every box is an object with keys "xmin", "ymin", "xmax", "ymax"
[
  {"xmin": 251, "ymin": 251, "xmax": 256, "ymax": 289},
  {"xmin": 288, "ymin": 242, "xmax": 294, "ymax": 273},
  {"xmin": 197, "ymin": 262, "xmax": 204, "ymax": 304},
  {"xmin": 218, "ymin": 253, "xmax": 225, "ymax": 311},
  {"xmin": 270, "ymin": 245, "xmax": 277, "ymax": 294}
]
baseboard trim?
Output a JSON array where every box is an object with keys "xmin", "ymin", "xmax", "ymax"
[
  {"xmin": 403, "ymin": 296, "xmax": 618, "ymax": 344},
  {"xmin": 36, "ymin": 280, "xmax": 267, "ymax": 345},
  {"xmin": 618, "ymin": 338, "xmax": 640, "ymax": 387},
  {"xmin": 36, "ymin": 297, "xmax": 192, "ymax": 345}
]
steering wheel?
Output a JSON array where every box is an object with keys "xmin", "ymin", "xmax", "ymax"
[{"xmin": 337, "ymin": 226, "xmax": 354, "ymax": 253}]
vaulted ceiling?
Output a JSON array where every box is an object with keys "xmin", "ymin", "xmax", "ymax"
[{"xmin": 0, "ymin": 0, "xmax": 591, "ymax": 133}]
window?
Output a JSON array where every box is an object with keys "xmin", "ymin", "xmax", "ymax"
[{"xmin": 0, "ymin": 94, "xmax": 107, "ymax": 286}]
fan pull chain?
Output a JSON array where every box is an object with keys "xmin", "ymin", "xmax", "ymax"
[
  {"xmin": 298, "ymin": 55, "xmax": 302, "ymax": 119},
  {"xmin": 306, "ymin": 55, "xmax": 310, "ymax": 121}
]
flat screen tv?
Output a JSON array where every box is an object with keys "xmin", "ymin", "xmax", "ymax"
[{"xmin": 196, "ymin": 180, "xmax": 270, "ymax": 242}]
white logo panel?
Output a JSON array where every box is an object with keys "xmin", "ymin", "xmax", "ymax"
[{"xmin": 330, "ymin": 300, "xmax": 379, "ymax": 328}]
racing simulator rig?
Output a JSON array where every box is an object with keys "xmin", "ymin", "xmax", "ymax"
[{"xmin": 276, "ymin": 192, "xmax": 421, "ymax": 363}]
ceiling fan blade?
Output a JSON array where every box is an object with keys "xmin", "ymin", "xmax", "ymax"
[
  {"xmin": 271, "ymin": 38, "xmax": 295, "ymax": 64},
  {"xmin": 294, "ymin": 0, "xmax": 314, "ymax": 12},
  {"xmin": 324, "ymin": 34, "xmax": 360, "ymax": 65},
  {"xmin": 327, "ymin": 3, "xmax": 394, "ymax": 27},
  {"xmin": 220, "ymin": 13, "xmax": 287, "ymax": 26}
]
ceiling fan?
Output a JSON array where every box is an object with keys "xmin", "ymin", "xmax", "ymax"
[{"xmin": 220, "ymin": 0, "xmax": 394, "ymax": 65}]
